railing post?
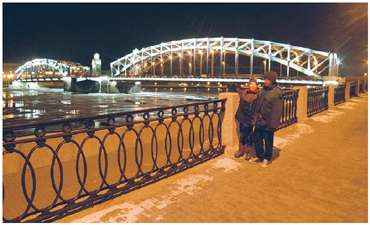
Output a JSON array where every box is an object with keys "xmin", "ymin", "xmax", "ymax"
[
  {"xmin": 345, "ymin": 82, "xmax": 351, "ymax": 100},
  {"xmin": 218, "ymin": 92, "xmax": 239, "ymax": 156},
  {"xmin": 356, "ymin": 80, "xmax": 360, "ymax": 96},
  {"xmin": 327, "ymin": 85, "xmax": 335, "ymax": 108},
  {"xmin": 294, "ymin": 86, "xmax": 308, "ymax": 122}
]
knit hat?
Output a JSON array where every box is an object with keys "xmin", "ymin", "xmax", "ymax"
[{"xmin": 264, "ymin": 71, "xmax": 278, "ymax": 83}]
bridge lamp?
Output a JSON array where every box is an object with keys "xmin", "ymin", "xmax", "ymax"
[
  {"xmin": 187, "ymin": 51, "xmax": 192, "ymax": 56},
  {"xmin": 151, "ymin": 62, "xmax": 155, "ymax": 65},
  {"xmin": 160, "ymin": 58, "xmax": 164, "ymax": 63},
  {"xmin": 210, "ymin": 49, "xmax": 215, "ymax": 54},
  {"xmin": 198, "ymin": 50, "xmax": 203, "ymax": 55},
  {"xmin": 336, "ymin": 58, "xmax": 342, "ymax": 65},
  {"xmin": 178, "ymin": 53, "xmax": 182, "ymax": 58},
  {"xmin": 169, "ymin": 55, "xmax": 173, "ymax": 60}
]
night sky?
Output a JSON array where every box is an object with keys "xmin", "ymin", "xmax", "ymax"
[{"xmin": 3, "ymin": 3, "xmax": 368, "ymax": 75}]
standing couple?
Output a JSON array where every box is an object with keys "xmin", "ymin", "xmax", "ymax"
[{"xmin": 234, "ymin": 71, "xmax": 283, "ymax": 168}]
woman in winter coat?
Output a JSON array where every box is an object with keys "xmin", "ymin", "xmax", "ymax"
[{"xmin": 234, "ymin": 79, "xmax": 259, "ymax": 160}]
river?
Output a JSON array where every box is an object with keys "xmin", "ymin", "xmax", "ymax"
[{"xmin": 3, "ymin": 87, "xmax": 220, "ymax": 127}]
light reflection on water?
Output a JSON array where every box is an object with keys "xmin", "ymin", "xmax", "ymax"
[{"xmin": 3, "ymin": 88, "xmax": 218, "ymax": 127}]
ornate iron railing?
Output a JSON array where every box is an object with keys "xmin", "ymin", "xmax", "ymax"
[
  {"xmin": 307, "ymin": 86, "xmax": 328, "ymax": 117},
  {"xmin": 334, "ymin": 85, "xmax": 346, "ymax": 105},
  {"xmin": 3, "ymin": 99, "xmax": 226, "ymax": 223},
  {"xmin": 350, "ymin": 81, "xmax": 357, "ymax": 97},
  {"xmin": 278, "ymin": 89, "xmax": 299, "ymax": 130}
]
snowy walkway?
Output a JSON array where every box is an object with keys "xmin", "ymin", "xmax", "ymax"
[{"xmin": 60, "ymin": 93, "xmax": 368, "ymax": 223}]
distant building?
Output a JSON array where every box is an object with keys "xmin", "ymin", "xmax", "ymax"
[{"xmin": 3, "ymin": 63, "xmax": 20, "ymax": 84}]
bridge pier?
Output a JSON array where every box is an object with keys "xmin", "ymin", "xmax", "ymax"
[
  {"xmin": 63, "ymin": 77, "xmax": 76, "ymax": 92},
  {"xmin": 63, "ymin": 76, "xmax": 144, "ymax": 93}
]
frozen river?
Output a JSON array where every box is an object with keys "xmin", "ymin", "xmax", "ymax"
[{"xmin": 3, "ymin": 88, "xmax": 219, "ymax": 127}]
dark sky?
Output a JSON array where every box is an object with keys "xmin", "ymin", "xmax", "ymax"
[{"xmin": 3, "ymin": 3, "xmax": 368, "ymax": 75}]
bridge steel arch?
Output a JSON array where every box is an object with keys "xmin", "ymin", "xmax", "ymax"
[
  {"xmin": 110, "ymin": 37, "xmax": 340, "ymax": 79},
  {"xmin": 15, "ymin": 58, "xmax": 90, "ymax": 80},
  {"xmin": 15, "ymin": 59, "xmax": 69, "ymax": 80}
]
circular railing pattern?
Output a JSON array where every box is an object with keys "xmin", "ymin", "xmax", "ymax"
[{"xmin": 3, "ymin": 99, "xmax": 226, "ymax": 222}]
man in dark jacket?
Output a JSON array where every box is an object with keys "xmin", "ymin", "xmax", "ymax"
[{"xmin": 252, "ymin": 71, "xmax": 283, "ymax": 168}]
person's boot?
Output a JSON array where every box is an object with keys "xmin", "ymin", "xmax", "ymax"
[
  {"xmin": 249, "ymin": 146, "xmax": 256, "ymax": 158},
  {"xmin": 261, "ymin": 159, "xmax": 270, "ymax": 168},
  {"xmin": 245, "ymin": 146, "xmax": 252, "ymax": 160},
  {"xmin": 234, "ymin": 144, "xmax": 246, "ymax": 158}
]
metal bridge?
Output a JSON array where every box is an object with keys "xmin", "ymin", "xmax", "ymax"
[
  {"xmin": 110, "ymin": 37, "xmax": 340, "ymax": 79},
  {"xmin": 14, "ymin": 37, "xmax": 340, "ymax": 84},
  {"xmin": 15, "ymin": 58, "xmax": 90, "ymax": 80}
]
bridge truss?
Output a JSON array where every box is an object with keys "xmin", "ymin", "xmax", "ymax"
[
  {"xmin": 110, "ymin": 37, "xmax": 340, "ymax": 79},
  {"xmin": 15, "ymin": 58, "xmax": 90, "ymax": 80}
]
